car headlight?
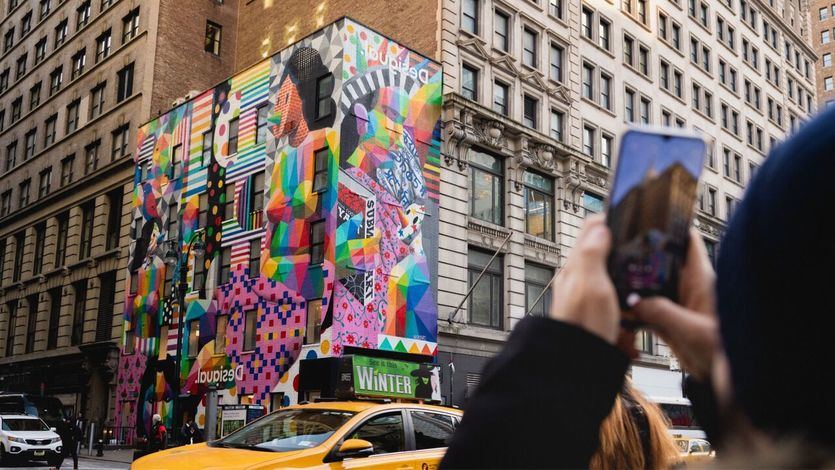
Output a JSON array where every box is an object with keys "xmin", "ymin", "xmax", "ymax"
[
  {"xmin": 8, "ymin": 436, "xmax": 27, "ymax": 443},
  {"xmin": 51, "ymin": 438, "xmax": 62, "ymax": 444}
]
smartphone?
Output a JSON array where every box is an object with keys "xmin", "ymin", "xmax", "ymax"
[{"xmin": 606, "ymin": 128, "xmax": 706, "ymax": 323}]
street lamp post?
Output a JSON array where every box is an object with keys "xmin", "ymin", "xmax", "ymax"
[{"xmin": 162, "ymin": 230, "xmax": 205, "ymax": 443}]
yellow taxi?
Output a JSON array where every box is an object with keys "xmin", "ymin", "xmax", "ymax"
[{"xmin": 132, "ymin": 400, "xmax": 462, "ymax": 469}]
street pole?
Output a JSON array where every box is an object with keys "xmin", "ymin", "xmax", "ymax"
[
  {"xmin": 167, "ymin": 230, "xmax": 204, "ymax": 445},
  {"xmin": 205, "ymin": 386, "xmax": 218, "ymax": 441}
]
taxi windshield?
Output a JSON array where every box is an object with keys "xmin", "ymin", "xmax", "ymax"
[{"xmin": 215, "ymin": 409, "xmax": 355, "ymax": 452}]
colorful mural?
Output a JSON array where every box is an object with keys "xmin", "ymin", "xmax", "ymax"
[{"xmin": 114, "ymin": 19, "xmax": 442, "ymax": 439}]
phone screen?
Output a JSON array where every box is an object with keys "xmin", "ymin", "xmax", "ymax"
[{"xmin": 606, "ymin": 130, "xmax": 705, "ymax": 314}]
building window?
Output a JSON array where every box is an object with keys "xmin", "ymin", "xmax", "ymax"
[
  {"xmin": 249, "ymin": 239, "xmax": 261, "ymax": 277},
  {"xmin": 582, "ymin": 7, "xmax": 593, "ymax": 39},
  {"xmin": 90, "ymin": 83, "xmax": 106, "ymax": 118},
  {"xmin": 625, "ymin": 88, "xmax": 635, "ymax": 122},
  {"xmin": 54, "ymin": 19, "xmax": 68, "ymax": 47},
  {"xmin": 550, "ymin": 109, "xmax": 564, "ymax": 142},
  {"xmin": 214, "ymin": 315, "xmax": 228, "ymax": 354},
  {"xmin": 599, "ymin": 18, "xmax": 611, "ymax": 50},
  {"xmin": 44, "ymin": 114, "xmax": 57, "ymax": 147},
  {"xmin": 228, "ymin": 118, "xmax": 239, "ymax": 155},
  {"xmin": 595, "ymin": 72, "xmax": 610, "ymax": 110},
  {"xmin": 12, "ymin": 233, "xmax": 24, "ymax": 282},
  {"xmin": 523, "ymin": 170, "xmax": 553, "ymax": 240},
  {"xmin": 201, "ymin": 131, "xmax": 213, "ymax": 166},
  {"xmin": 29, "ymin": 82, "xmax": 41, "ymax": 111},
  {"xmin": 824, "ymin": 53, "xmax": 832, "ymax": 68},
  {"xmin": 823, "ymin": 30, "xmax": 831, "ymax": 44},
  {"xmin": 461, "ymin": 64, "xmax": 477, "ymax": 100},
  {"xmin": 79, "ymin": 202, "xmax": 94, "ymax": 259},
  {"xmin": 19, "ymin": 179, "xmax": 30, "ymax": 207},
  {"xmin": 11, "ymin": 98, "xmax": 21, "ymax": 122},
  {"xmin": 493, "ymin": 81, "xmax": 508, "ymax": 115},
  {"xmin": 85, "ymin": 140, "xmax": 100, "ymax": 174},
  {"xmin": 313, "ymin": 147, "xmax": 329, "ymax": 192},
  {"xmin": 21, "ymin": 11, "xmax": 31, "ymax": 35},
  {"xmin": 71, "ymin": 281, "xmax": 87, "ymax": 345},
  {"xmin": 76, "ymin": 1, "xmax": 90, "ymax": 29},
  {"xmin": 582, "ymin": 63, "xmax": 594, "ymax": 100},
  {"xmin": 523, "ymin": 95, "xmax": 537, "ymax": 128},
  {"xmin": 522, "ymin": 28, "xmax": 537, "ymax": 68},
  {"xmin": 315, "ymin": 73, "xmax": 334, "ymax": 119},
  {"xmin": 826, "ymin": 77, "xmax": 833, "ymax": 91},
  {"xmin": 117, "ymin": 63, "xmax": 134, "ymax": 102},
  {"xmin": 525, "ymin": 263, "xmax": 553, "ymax": 317},
  {"xmin": 5, "ymin": 141, "xmax": 17, "ymax": 172},
  {"xmin": 55, "ymin": 213, "xmax": 68, "ymax": 266},
  {"xmin": 219, "ymin": 246, "xmax": 231, "ymax": 284},
  {"xmin": 187, "ymin": 318, "xmax": 200, "ymax": 357},
  {"xmin": 72, "ymin": 49, "xmax": 86, "ymax": 79},
  {"xmin": 494, "ymin": 10, "xmax": 509, "ymax": 51},
  {"xmin": 34, "ymin": 38, "xmax": 47, "ymax": 64},
  {"xmin": 38, "ymin": 168, "xmax": 51, "ymax": 198},
  {"xmin": 305, "ymin": 300, "xmax": 322, "ymax": 344},
  {"xmin": 469, "ymin": 149, "xmax": 503, "ymax": 225},
  {"xmin": 243, "ymin": 309, "xmax": 257, "ymax": 351},
  {"xmin": 106, "ymin": 189, "xmax": 122, "ymax": 250},
  {"xmin": 112, "ymin": 125, "xmax": 130, "ymax": 159},
  {"xmin": 122, "ymin": 8, "xmax": 140, "ymax": 43},
  {"xmin": 549, "ymin": 43, "xmax": 563, "ymax": 82},
  {"xmin": 638, "ymin": 45, "xmax": 649, "ymax": 76},
  {"xmin": 4, "ymin": 300, "xmax": 17, "ymax": 357},
  {"xmin": 706, "ymin": 187, "xmax": 716, "ymax": 215},
  {"xmin": 50, "ymin": 66, "xmax": 63, "ymax": 95},
  {"xmin": 96, "ymin": 30, "xmax": 113, "ymax": 63},
  {"xmin": 255, "ymin": 105, "xmax": 270, "ymax": 144},
  {"xmin": 47, "ymin": 288, "xmax": 60, "ymax": 350},
  {"xmin": 32, "ymin": 224, "xmax": 45, "ymax": 275},
  {"xmin": 309, "ymin": 220, "xmax": 325, "ymax": 265},
  {"xmin": 24, "ymin": 129, "xmax": 37, "ymax": 160},
  {"xmin": 624, "ymin": 35, "xmax": 634, "ymax": 66},
  {"xmin": 0, "ymin": 191, "xmax": 10, "ymax": 216},
  {"xmin": 601, "ymin": 134, "xmax": 613, "ymax": 167},
  {"xmin": 549, "ymin": 0, "xmax": 562, "ymax": 18},
  {"xmin": 16, "ymin": 53, "xmax": 28, "ymax": 80},
  {"xmin": 462, "ymin": 0, "xmax": 478, "ymax": 34},
  {"xmin": 467, "ymin": 248, "xmax": 503, "ymax": 328},
  {"xmin": 204, "ymin": 21, "xmax": 221, "ymax": 55},
  {"xmin": 61, "ymin": 155, "xmax": 75, "ymax": 186},
  {"xmin": 583, "ymin": 125, "xmax": 595, "ymax": 156},
  {"xmin": 3, "ymin": 29, "xmax": 13, "ymax": 54}
]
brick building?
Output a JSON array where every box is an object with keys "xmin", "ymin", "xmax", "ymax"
[
  {"xmin": 811, "ymin": 0, "xmax": 835, "ymax": 105},
  {"xmin": 0, "ymin": 0, "xmax": 235, "ymax": 431}
]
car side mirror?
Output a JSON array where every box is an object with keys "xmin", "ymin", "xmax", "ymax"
[
  {"xmin": 50, "ymin": 427, "xmax": 57, "ymax": 432},
  {"xmin": 338, "ymin": 439, "xmax": 374, "ymax": 459}
]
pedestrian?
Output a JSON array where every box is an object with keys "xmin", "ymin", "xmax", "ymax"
[
  {"xmin": 148, "ymin": 414, "xmax": 167, "ymax": 453},
  {"xmin": 53, "ymin": 416, "xmax": 79, "ymax": 470},
  {"xmin": 590, "ymin": 380, "xmax": 679, "ymax": 470},
  {"xmin": 181, "ymin": 416, "xmax": 202, "ymax": 445},
  {"xmin": 442, "ymin": 107, "xmax": 835, "ymax": 468}
]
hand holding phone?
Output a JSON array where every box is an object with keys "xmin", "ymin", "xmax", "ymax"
[{"xmin": 605, "ymin": 128, "xmax": 706, "ymax": 326}]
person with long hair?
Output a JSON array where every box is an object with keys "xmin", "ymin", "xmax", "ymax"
[{"xmin": 590, "ymin": 381, "xmax": 680, "ymax": 470}]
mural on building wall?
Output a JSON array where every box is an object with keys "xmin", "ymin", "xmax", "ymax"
[{"xmin": 114, "ymin": 18, "xmax": 441, "ymax": 439}]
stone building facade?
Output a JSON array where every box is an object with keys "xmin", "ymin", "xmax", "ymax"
[
  {"xmin": 811, "ymin": 0, "xmax": 835, "ymax": 105},
  {"xmin": 436, "ymin": 0, "xmax": 817, "ymax": 406},
  {"xmin": 0, "ymin": 0, "xmax": 236, "ymax": 432}
]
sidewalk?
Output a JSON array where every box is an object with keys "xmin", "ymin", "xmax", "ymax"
[{"xmin": 80, "ymin": 448, "xmax": 134, "ymax": 464}]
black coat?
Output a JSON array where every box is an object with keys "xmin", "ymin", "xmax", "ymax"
[{"xmin": 441, "ymin": 317, "xmax": 630, "ymax": 469}]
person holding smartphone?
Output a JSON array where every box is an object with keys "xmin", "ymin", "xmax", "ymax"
[{"xmin": 442, "ymin": 109, "xmax": 835, "ymax": 468}]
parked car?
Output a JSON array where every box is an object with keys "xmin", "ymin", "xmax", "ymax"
[
  {"xmin": 674, "ymin": 437, "xmax": 715, "ymax": 463},
  {"xmin": 133, "ymin": 400, "xmax": 462, "ymax": 469},
  {"xmin": 0, "ymin": 413, "xmax": 63, "ymax": 466},
  {"xmin": 0, "ymin": 393, "xmax": 66, "ymax": 427}
]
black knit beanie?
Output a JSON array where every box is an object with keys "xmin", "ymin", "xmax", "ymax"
[{"xmin": 716, "ymin": 106, "xmax": 835, "ymax": 446}]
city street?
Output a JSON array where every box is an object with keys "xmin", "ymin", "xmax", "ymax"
[{"xmin": 0, "ymin": 457, "xmax": 130, "ymax": 470}]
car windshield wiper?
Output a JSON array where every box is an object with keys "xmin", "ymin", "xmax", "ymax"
[{"xmin": 211, "ymin": 441, "xmax": 276, "ymax": 452}]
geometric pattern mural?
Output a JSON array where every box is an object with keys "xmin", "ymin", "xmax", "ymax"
[{"xmin": 115, "ymin": 18, "xmax": 442, "ymax": 438}]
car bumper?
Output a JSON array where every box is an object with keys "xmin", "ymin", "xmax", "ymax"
[{"xmin": 6, "ymin": 445, "xmax": 63, "ymax": 461}]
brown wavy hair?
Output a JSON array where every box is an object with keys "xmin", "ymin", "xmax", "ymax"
[{"xmin": 590, "ymin": 380, "xmax": 681, "ymax": 470}]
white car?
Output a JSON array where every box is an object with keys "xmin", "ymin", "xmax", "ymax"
[{"xmin": 0, "ymin": 414, "xmax": 63, "ymax": 466}]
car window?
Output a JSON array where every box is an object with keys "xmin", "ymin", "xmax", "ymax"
[
  {"xmin": 216, "ymin": 408, "xmax": 355, "ymax": 452},
  {"xmin": 411, "ymin": 411, "xmax": 456, "ymax": 450},
  {"xmin": 689, "ymin": 441, "xmax": 702, "ymax": 452},
  {"xmin": 350, "ymin": 412, "xmax": 405, "ymax": 455},
  {"xmin": 699, "ymin": 440, "xmax": 711, "ymax": 453},
  {"xmin": 675, "ymin": 439, "xmax": 688, "ymax": 453},
  {"xmin": 1, "ymin": 418, "xmax": 49, "ymax": 431}
]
